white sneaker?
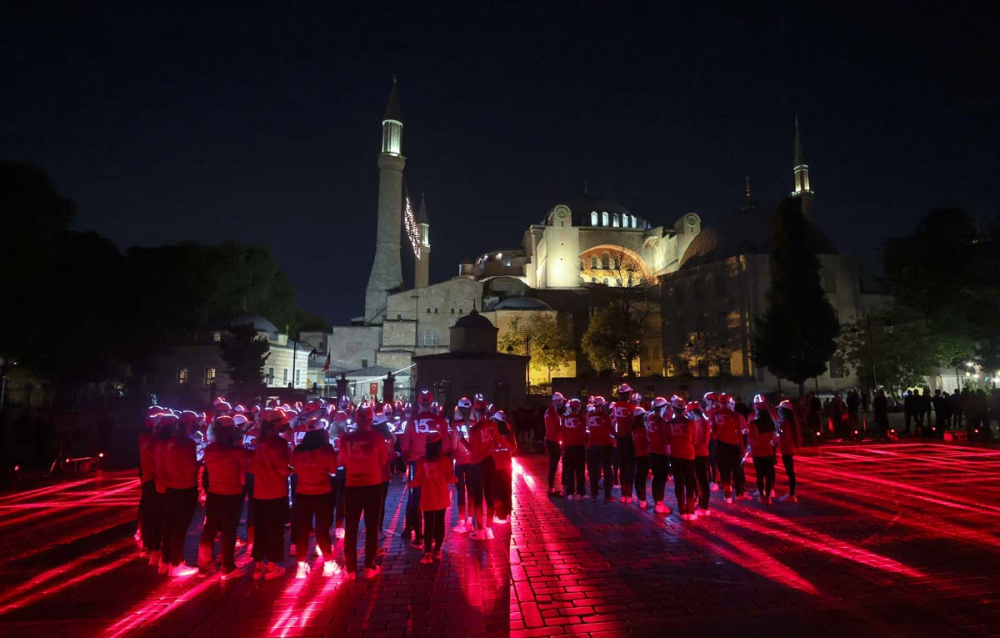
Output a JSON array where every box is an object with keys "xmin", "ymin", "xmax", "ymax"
[
  {"xmin": 169, "ymin": 564, "xmax": 199, "ymax": 578},
  {"xmin": 639, "ymin": 500, "xmax": 647, "ymax": 508},
  {"xmin": 364, "ymin": 566, "xmax": 381, "ymax": 578},
  {"xmin": 420, "ymin": 553, "xmax": 433, "ymax": 564},
  {"xmin": 295, "ymin": 562, "xmax": 310, "ymax": 579},
  {"xmin": 485, "ymin": 528, "xmax": 495, "ymax": 540},
  {"xmin": 453, "ymin": 522, "xmax": 468, "ymax": 533},
  {"xmin": 323, "ymin": 561, "xmax": 341, "ymax": 577},
  {"xmin": 264, "ymin": 565, "xmax": 286, "ymax": 580},
  {"xmin": 709, "ymin": 482, "xmax": 719, "ymax": 492},
  {"xmin": 725, "ymin": 496, "xmax": 733, "ymax": 504},
  {"xmin": 335, "ymin": 528, "xmax": 345, "ymax": 540},
  {"xmin": 778, "ymin": 494, "xmax": 798, "ymax": 503},
  {"xmin": 654, "ymin": 502, "xmax": 667, "ymax": 514}
]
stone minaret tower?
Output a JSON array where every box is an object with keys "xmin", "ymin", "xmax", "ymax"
[
  {"xmin": 791, "ymin": 117, "xmax": 815, "ymax": 222},
  {"xmin": 415, "ymin": 192, "xmax": 431, "ymax": 289},
  {"xmin": 364, "ymin": 78, "xmax": 406, "ymax": 324}
]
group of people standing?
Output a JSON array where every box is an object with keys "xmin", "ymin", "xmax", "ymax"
[
  {"xmin": 136, "ymin": 389, "xmax": 516, "ymax": 581},
  {"xmin": 543, "ymin": 385, "xmax": 803, "ymax": 519}
]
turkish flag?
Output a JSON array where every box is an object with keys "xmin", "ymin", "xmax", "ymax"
[{"xmin": 323, "ymin": 353, "xmax": 331, "ymax": 372}]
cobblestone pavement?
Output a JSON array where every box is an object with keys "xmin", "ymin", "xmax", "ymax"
[{"xmin": 1, "ymin": 442, "xmax": 999, "ymax": 637}]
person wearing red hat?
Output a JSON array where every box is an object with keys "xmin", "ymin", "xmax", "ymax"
[
  {"xmin": 748, "ymin": 396, "xmax": 778, "ymax": 504},
  {"xmin": 250, "ymin": 409, "xmax": 292, "ymax": 580},
  {"xmin": 667, "ymin": 397, "xmax": 698, "ymax": 520},
  {"xmin": 451, "ymin": 399, "xmax": 474, "ymax": 532},
  {"xmin": 198, "ymin": 416, "xmax": 249, "ymax": 579},
  {"xmin": 647, "ymin": 397, "xmax": 672, "ymax": 514},
  {"xmin": 410, "ymin": 431, "xmax": 457, "ymax": 563},
  {"xmin": 708, "ymin": 393, "xmax": 749, "ymax": 503},
  {"xmin": 776, "ymin": 400, "xmax": 803, "ymax": 503},
  {"xmin": 587, "ymin": 397, "xmax": 615, "ymax": 501},
  {"xmin": 610, "ymin": 386, "xmax": 639, "ymax": 502},
  {"xmin": 631, "ymin": 407, "xmax": 651, "ymax": 508},
  {"xmin": 544, "ymin": 393, "xmax": 565, "ymax": 495},
  {"xmin": 137, "ymin": 408, "xmax": 162, "ymax": 558},
  {"xmin": 291, "ymin": 417, "xmax": 339, "ymax": 578},
  {"xmin": 341, "ymin": 402, "xmax": 388, "ymax": 578},
  {"xmin": 466, "ymin": 396, "xmax": 507, "ymax": 539},
  {"xmin": 155, "ymin": 412, "xmax": 199, "ymax": 576},
  {"xmin": 490, "ymin": 411, "xmax": 518, "ymax": 523},
  {"xmin": 560, "ymin": 399, "xmax": 588, "ymax": 499},
  {"xmin": 329, "ymin": 410, "xmax": 349, "ymax": 540},
  {"xmin": 401, "ymin": 390, "xmax": 449, "ymax": 548},
  {"xmin": 688, "ymin": 402, "xmax": 712, "ymax": 516}
]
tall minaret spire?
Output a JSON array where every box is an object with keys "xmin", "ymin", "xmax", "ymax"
[
  {"xmin": 791, "ymin": 116, "xmax": 815, "ymax": 222},
  {"xmin": 414, "ymin": 192, "xmax": 431, "ymax": 289},
  {"xmin": 364, "ymin": 77, "xmax": 406, "ymax": 324}
]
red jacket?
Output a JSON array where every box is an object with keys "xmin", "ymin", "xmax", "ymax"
[
  {"xmin": 778, "ymin": 416, "xmax": 802, "ymax": 456},
  {"xmin": 251, "ymin": 435, "xmax": 291, "ymax": 500},
  {"xmin": 646, "ymin": 412, "xmax": 671, "ymax": 456},
  {"xmin": 710, "ymin": 408, "xmax": 747, "ymax": 448},
  {"xmin": 155, "ymin": 435, "xmax": 198, "ymax": 491},
  {"xmin": 748, "ymin": 419, "xmax": 777, "ymax": 458},
  {"xmin": 491, "ymin": 431, "xmax": 517, "ymax": 471},
  {"xmin": 693, "ymin": 416, "xmax": 711, "ymax": 457},
  {"xmin": 341, "ymin": 428, "xmax": 389, "ymax": 486},
  {"xmin": 543, "ymin": 407, "xmax": 562, "ymax": 443},
  {"xmin": 411, "ymin": 455, "xmax": 457, "ymax": 511},
  {"xmin": 401, "ymin": 412, "xmax": 451, "ymax": 462},
  {"xmin": 292, "ymin": 444, "xmax": 337, "ymax": 495},
  {"xmin": 204, "ymin": 443, "xmax": 249, "ymax": 495},
  {"xmin": 667, "ymin": 415, "xmax": 696, "ymax": 461},
  {"xmin": 587, "ymin": 412, "xmax": 614, "ymax": 447},
  {"xmin": 561, "ymin": 413, "xmax": 588, "ymax": 446},
  {"xmin": 468, "ymin": 419, "xmax": 501, "ymax": 465},
  {"xmin": 610, "ymin": 401, "xmax": 636, "ymax": 436},
  {"xmin": 450, "ymin": 419, "xmax": 473, "ymax": 465},
  {"xmin": 139, "ymin": 433, "xmax": 156, "ymax": 484},
  {"xmin": 632, "ymin": 421, "xmax": 650, "ymax": 457}
]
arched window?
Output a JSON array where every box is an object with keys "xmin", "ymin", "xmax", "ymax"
[
  {"xmin": 178, "ymin": 368, "xmax": 189, "ymax": 385},
  {"xmin": 601, "ymin": 252, "xmax": 610, "ymax": 269},
  {"xmin": 603, "ymin": 278, "xmax": 610, "ymax": 286},
  {"xmin": 579, "ymin": 259, "xmax": 584, "ymax": 270},
  {"xmin": 614, "ymin": 257, "xmax": 621, "ymax": 269},
  {"xmin": 591, "ymin": 211, "xmax": 598, "ymax": 225},
  {"xmin": 591, "ymin": 277, "xmax": 597, "ymax": 283},
  {"xmin": 602, "ymin": 211, "xmax": 609, "ymax": 226},
  {"xmin": 612, "ymin": 213, "xmax": 620, "ymax": 228},
  {"xmin": 631, "ymin": 215, "xmax": 637, "ymax": 228},
  {"xmin": 590, "ymin": 256, "xmax": 599, "ymax": 269}
]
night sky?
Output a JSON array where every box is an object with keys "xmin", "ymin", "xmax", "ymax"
[{"xmin": 4, "ymin": 3, "xmax": 998, "ymax": 325}]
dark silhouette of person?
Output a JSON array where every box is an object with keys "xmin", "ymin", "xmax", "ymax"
[{"xmin": 873, "ymin": 389, "xmax": 889, "ymax": 438}]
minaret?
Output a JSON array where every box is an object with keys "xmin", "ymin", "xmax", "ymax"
[
  {"xmin": 415, "ymin": 193, "xmax": 431, "ymax": 289},
  {"xmin": 791, "ymin": 117, "xmax": 815, "ymax": 222},
  {"xmin": 364, "ymin": 77, "xmax": 406, "ymax": 324},
  {"xmin": 740, "ymin": 174, "xmax": 759, "ymax": 213}
]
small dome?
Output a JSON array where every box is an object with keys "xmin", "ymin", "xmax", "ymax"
[
  {"xmin": 493, "ymin": 297, "xmax": 553, "ymax": 311},
  {"xmin": 452, "ymin": 308, "xmax": 495, "ymax": 330},
  {"xmin": 226, "ymin": 314, "xmax": 279, "ymax": 335}
]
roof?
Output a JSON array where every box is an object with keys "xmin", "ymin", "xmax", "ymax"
[
  {"xmin": 413, "ymin": 351, "xmax": 529, "ymax": 362},
  {"xmin": 493, "ymin": 297, "xmax": 553, "ymax": 311},
  {"xmin": 225, "ymin": 314, "xmax": 279, "ymax": 335},
  {"xmin": 452, "ymin": 308, "xmax": 496, "ymax": 330},
  {"xmin": 383, "ymin": 77, "xmax": 403, "ymax": 123}
]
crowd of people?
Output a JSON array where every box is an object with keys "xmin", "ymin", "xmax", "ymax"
[
  {"xmin": 136, "ymin": 390, "xmax": 516, "ymax": 580},
  {"xmin": 542, "ymin": 384, "xmax": 803, "ymax": 519}
]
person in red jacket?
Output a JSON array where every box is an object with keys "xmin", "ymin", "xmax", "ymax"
[
  {"xmin": 610, "ymin": 387, "xmax": 639, "ymax": 503},
  {"xmin": 250, "ymin": 410, "xmax": 292, "ymax": 580},
  {"xmin": 543, "ymin": 392, "xmax": 565, "ymax": 495},
  {"xmin": 490, "ymin": 411, "xmax": 518, "ymax": 523},
  {"xmin": 667, "ymin": 397, "xmax": 698, "ymax": 520},
  {"xmin": 401, "ymin": 390, "xmax": 450, "ymax": 549},
  {"xmin": 776, "ymin": 399, "xmax": 803, "ymax": 503},
  {"xmin": 411, "ymin": 432, "xmax": 458, "ymax": 563},
  {"xmin": 690, "ymin": 402, "xmax": 713, "ymax": 516},
  {"xmin": 138, "ymin": 408, "xmax": 162, "ymax": 559},
  {"xmin": 197, "ymin": 416, "xmax": 249, "ymax": 579},
  {"xmin": 709, "ymin": 393, "xmax": 749, "ymax": 503},
  {"xmin": 156, "ymin": 411, "xmax": 200, "ymax": 576},
  {"xmin": 291, "ymin": 417, "xmax": 339, "ymax": 579},
  {"xmin": 450, "ymin": 399, "xmax": 474, "ymax": 532},
  {"xmin": 466, "ymin": 396, "xmax": 505, "ymax": 539},
  {"xmin": 587, "ymin": 397, "xmax": 615, "ymax": 500},
  {"xmin": 748, "ymin": 395, "xmax": 778, "ymax": 504},
  {"xmin": 631, "ymin": 407, "xmax": 651, "ymax": 509},
  {"xmin": 646, "ymin": 397, "xmax": 672, "ymax": 514},
  {"xmin": 561, "ymin": 399, "xmax": 588, "ymax": 499},
  {"xmin": 341, "ymin": 403, "xmax": 389, "ymax": 578}
]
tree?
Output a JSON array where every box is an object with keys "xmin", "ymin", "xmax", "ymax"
[
  {"xmin": 219, "ymin": 324, "xmax": 270, "ymax": 403},
  {"xmin": 753, "ymin": 198, "xmax": 840, "ymax": 397},
  {"xmin": 497, "ymin": 314, "xmax": 574, "ymax": 385}
]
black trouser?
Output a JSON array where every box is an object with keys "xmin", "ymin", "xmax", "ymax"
[
  {"xmin": 199, "ymin": 492, "xmax": 244, "ymax": 571},
  {"xmin": 455, "ymin": 463, "xmax": 470, "ymax": 515},
  {"xmin": 492, "ymin": 465, "xmax": 512, "ymax": 519},
  {"xmin": 244, "ymin": 473, "xmax": 255, "ymax": 545},
  {"xmin": 562, "ymin": 445, "xmax": 586, "ymax": 496},
  {"xmin": 634, "ymin": 456, "xmax": 649, "ymax": 502},
  {"xmin": 251, "ymin": 496, "xmax": 287, "ymax": 563},
  {"xmin": 405, "ymin": 461, "xmax": 423, "ymax": 540},
  {"xmin": 708, "ymin": 439, "xmax": 719, "ymax": 483},
  {"xmin": 288, "ymin": 474, "xmax": 299, "ymax": 548},
  {"xmin": 616, "ymin": 435, "xmax": 636, "ymax": 498},
  {"xmin": 782, "ymin": 454, "xmax": 796, "ymax": 496},
  {"xmin": 161, "ymin": 486, "xmax": 198, "ymax": 567},
  {"xmin": 753, "ymin": 456, "xmax": 776, "ymax": 499},
  {"xmin": 671, "ymin": 457, "xmax": 696, "ymax": 514},
  {"xmin": 545, "ymin": 440, "xmax": 561, "ymax": 490},
  {"xmin": 295, "ymin": 492, "xmax": 333, "ymax": 560},
  {"xmin": 588, "ymin": 445, "xmax": 613, "ymax": 498},
  {"xmin": 716, "ymin": 442, "xmax": 744, "ymax": 498},
  {"xmin": 694, "ymin": 455, "xmax": 711, "ymax": 509},
  {"xmin": 344, "ymin": 484, "xmax": 381, "ymax": 572},
  {"xmin": 611, "ymin": 446, "xmax": 620, "ymax": 485},
  {"xmin": 332, "ymin": 469, "xmax": 346, "ymax": 529},
  {"xmin": 467, "ymin": 458, "xmax": 486, "ymax": 527},
  {"xmin": 139, "ymin": 480, "xmax": 158, "ymax": 551},
  {"xmin": 650, "ymin": 453, "xmax": 669, "ymax": 503},
  {"xmin": 379, "ymin": 481, "xmax": 390, "ymax": 531},
  {"xmin": 423, "ymin": 509, "xmax": 445, "ymax": 553}
]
